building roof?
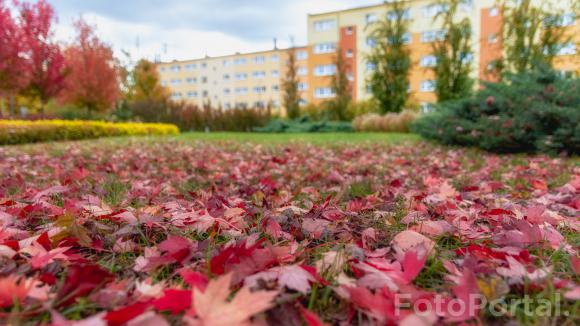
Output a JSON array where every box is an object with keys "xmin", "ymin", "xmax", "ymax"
[{"xmin": 158, "ymin": 45, "xmax": 307, "ymax": 65}]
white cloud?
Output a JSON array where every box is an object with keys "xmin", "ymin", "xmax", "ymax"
[{"xmin": 51, "ymin": 0, "xmax": 380, "ymax": 62}]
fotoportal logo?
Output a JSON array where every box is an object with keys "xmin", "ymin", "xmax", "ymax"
[{"xmin": 394, "ymin": 293, "xmax": 567, "ymax": 318}]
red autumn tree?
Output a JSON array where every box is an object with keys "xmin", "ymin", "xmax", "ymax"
[
  {"xmin": 18, "ymin": 0, "xmax": 67, "ymax": 116},
  {"xmin": 59, "ymin": 18, "xmax": 121, "ymax": 116},
  {"xmin": 0, "ymin": 0, "xmax": 29, "ymax": 98}
]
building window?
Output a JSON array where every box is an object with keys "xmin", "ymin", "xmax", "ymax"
[
  {"xmin": 347, "ymin": 72, "xmax": 354, "ymax": 81},
  {"xmin": 272, "ymin": 85, "xmax": 280, "ymax": 91},
  {"xmin": 170, "ymin": 65, "xmax": 181, "ymax": 72},
  {"xmin": 313, "ymin": 19, "xmax": 336, "ymax": 32},
  {"xmin": 366, "ymin": 62, "xmax": 377, "ymax": 72},
  {"xmin": 171, "ymin": 92, "xmax": 182, "ymax": 99},
  {"xmin": 253, "ymin": 55, "xmax": 266, "ymax": 64},
  {"xmin": 459, "ymin": 0, "xmax": 473, "ymax": 11},
  {"xmin": 556, "ymin": 43, "xmax": 577, "ymax": 56},
  {"xmin": 298, "ymin": 82, "xmax": 308, "ymax": 91},
  {"xmin": 271, "ymin": 54, "xmax": 279, "ymax": 62},
  {"xmin": 234, "ymin": 58, "xmax": 248, "ymax": 65},
  {"xmin": 298, "ymin": 67, "xmax": 308, "ymax": 76},
  {"xmin": 252, "ymin": 71, "xmax": 266, "ymax": 79},
  {"xmin": 420, "ymin": 102, "xmax": 434, "ymax": 113},
  {"xmin": 170, "ymin": 79, "xmax": 182, "ymax": 85},
  {"xmin": 314, "ymin": 42, "xmax": 336, "ymax": 54},
  {"xmin": 160, "ymin": 80, "xmax": 167, "ymax": 86},
  {"xmin": 235, "ymin": 73, "xmax": 248, "ymax": 80},
  {"xmin": 421, "ymin": 30, "xmax": 446, "ymax": 43},
  {"xmin": 545, "ymin": 13, "xmax": 577, "ymax": 27},
  {"xmin": 299, "ymin": 99, "xmax": 308, "ymax": 106},
  {"xmin": 187, "ymin": 91, "xmax": 198, "ymax": 98},
  {"xmin": 420, "ymin": 80, "xmax": 436, "ymax": 92},
  {"xmin": 346, "ymin": 26, "xmax": 354, "ymax": 35},
  {"xmin": 272, "ymin": 100, "xmax": 280, "ymax": 108},
  {"xmin": 314, "ymin": 87, "xmax": 335, "ymax": 98},
  {"xmin": 420, "ymin": 55, "xmax": 437, "ymax": 67},
  {"xmin": 159, "ymin": 67, "xmax": 166, "ymax": 73},
  {"xmin": 423, "ymin": 4, "xmax": 448, "ymax": 17},
  {"xmin": 389, "ymin": 33, "xmax": 412, "ymax": 45},
  {"xmin": 488, "ymin": 34, "xmax": 498, "ymax": 44},
  {"xmin": 201, "ymin": 63, "xmax": 207, "ymax": 68},
  {"xmin": 223, "ymin": 88, "xmax": 231, "ymax": 95},
  {"xmin": 253, "ymin": 86, "xmax": 267, "ymax": 94},
  {"xmin": 186, "ymin": 77, "xmax": 196, "ymax": 84},
  {"xmin": 489, "ymin": 7, "xmax": 499, "ymax": 17},
  {"xmin": 271, "ymin": 70, "xmax": 280, "ymax": 77},
  {"xmin": 184, "ymin": 63, "xmax": 196, "ymax": 70},
  {"xmin": 222, "ymin": 59, "xmax": 232, "ymax": 67},
  {"xmin": 223, "ymin": 74, "xmax": 230, "ymax": 80},
  {"xmin": 314, "ymin": 64, "xmax": 337, "ymax": 76},
  {"xmin": 387, "ymin": 8, "xmax": 411, "ymax": 21},
  {"xmin": 366, "ymin": 13, "xmax": 378, "ymax": 24},
  {"xmin": 235, "ymin": 87, "xmax": 248, "ymax": 95},
  {"xmin": 201, "ymin": 77, "xmax": 207, "ymax": 84},
  {"xmin": 461, "ymin": 53, "xmax": 474, "ymax": 64},
  {"xmin": 296, "ymin": 50, "xmax": 308, "ymax": 60},
  {"xmin": 346, "ymin": 49, "xmax": 354, "ymax": 58}
]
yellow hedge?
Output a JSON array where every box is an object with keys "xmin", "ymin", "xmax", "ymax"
[{"xmin": 0, "ymin": 120, "xmax": 180, "ymax": 145}]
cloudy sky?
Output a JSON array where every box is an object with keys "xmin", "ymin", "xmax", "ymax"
[{"xmin": 48, "ymin": 0, "xmax": 380, "ymax": 62}]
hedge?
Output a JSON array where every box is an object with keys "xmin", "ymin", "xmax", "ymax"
[
  {"xmin": 0, "ymin": 120, "xmax": 180, "ymax": 145},
  {"xmin": 254, "ymin": 116, "xmax": 353, "ymax": 133}
]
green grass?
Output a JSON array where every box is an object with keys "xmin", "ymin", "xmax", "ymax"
[
  {"xmin": 174, "ymin": 132, "xmax": 420, "ymax": 144},
  {"xmin": 2, "ymin": 132, "xmax": 421, "ymax": 153}
]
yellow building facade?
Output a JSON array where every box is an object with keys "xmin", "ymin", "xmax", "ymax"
[
  {"xmin": 158, "ymin": 0, "xmax": 578, "ymax": 112},
  {"xmin": 157, "ymin": 47, "xmax": 310, "ymax": 111}
]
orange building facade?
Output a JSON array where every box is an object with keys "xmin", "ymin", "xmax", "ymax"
[
  {"xmin": 158, "ymin": 0, "xmax": 578, "ymax": 113},
  {"xmin": 306, "ymin": 0, "xmax": 578, "ymax": 110}
]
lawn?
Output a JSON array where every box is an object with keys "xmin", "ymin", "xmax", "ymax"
[
  {"xmin": 175, "ymin": 132, "xmax": 421, "ymax": 144},
  {"xmin": 0, "ymin": 135, "xmax": 578, "ymax": 325}
]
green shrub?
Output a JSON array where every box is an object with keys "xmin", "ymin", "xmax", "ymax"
[
  {"xmin": 126, "ymin": 100, "xmax": 272, "ymax": 132},
  {"xmin": 0, "ymin": 120, "xmax": 179, "ymax": 145},
  {"xmin": 346, "ymin": 99, "xmax": 380, "ymax": 120},
  {"xmin": 352, "ymin": 110, "xmax": 419, "ymax": 133},
  {"xmin": 412, "ymin": 66, "xmax": 580, "ymax": 155},
  {"xmin": 254, "ymin": 116, "xmax": 352, "ymax": 133}
]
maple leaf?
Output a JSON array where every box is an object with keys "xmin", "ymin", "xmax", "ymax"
[
  {"xmin": 0, "ymin": 276, "xmax": 32, "ymax": 308},
  {"xmin": 441, "ymin": 268, "xmax": 482, "ymax": 322},
  {"xmin": 189, "ymin": 273, "xmax": 277, "ymax": 326},
  {"xmin": 391, "ymin": 230, "xmax": 435, "ymax": 259},
  {"xmin": 299, "ymin": 305, "xmax": 329, "ymax": 326},
  {"xmin": 19, "ymin": 241, "xmax": 70, "ymax": 269},
  {"xmin": 152, "ymin": 289, "xmax": 192, "ymax": 315},
  {"xmin": 245, "ymin": 264, "xmax": 315, "ymax": 294},
  {"xmin": 179, "ymin": 269, "xmax": 209, "ymax": 291},
  {"xmin": 58, "ymin": 264, "xmax": 113, "ymax": 307},
  {"xmin": 496, "ymin": 256, "xmax": 551, "ymax": 283}
]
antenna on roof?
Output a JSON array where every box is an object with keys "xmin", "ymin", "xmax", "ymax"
[
  {"xmin": 273, "ymin": 38, "xmax": 278, "ymax": 50},
  {"xmin": 289, "ymin": 35, "xmax": 295, "ymax": 48}
]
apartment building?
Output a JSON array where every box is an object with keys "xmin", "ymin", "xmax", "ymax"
[
  {"xmin": 157, "ymin": 47, "xmax": 310, "ymax": 111},
  {"xmin": 307, "ymin": 0, "xmax": 579, "ymax": 109},
  {"xmin": 159, "ymin": 0, "xmax": 578, "ymax": 112}
]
